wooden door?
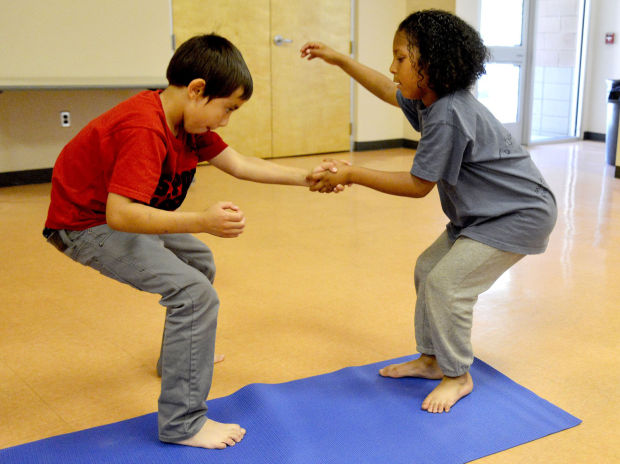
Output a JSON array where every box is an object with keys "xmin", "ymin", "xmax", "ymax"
[
  {"xmin": 270, "ymin": 0, "xmax": 351, "ymax": 157},
  {"xmin": 172, "ymin": 0, "xmax": 272, "ymax": 157},
  {"xmin": 171, "ymin": 1, "xmax": 350, "ymax": 158}
]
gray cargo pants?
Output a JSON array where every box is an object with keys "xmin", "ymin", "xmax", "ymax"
[
  {"xmin": 54, "ymin": 224, "xmax": 218, "ymax": 442},
  {"xmin": 414, "ymin": 231, "xmax": 524, "ymax": 377}
]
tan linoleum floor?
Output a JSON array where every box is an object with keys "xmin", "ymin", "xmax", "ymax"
[{"xmin": 0, "ymin": 141, "xmax": 618, "ymax": 463}]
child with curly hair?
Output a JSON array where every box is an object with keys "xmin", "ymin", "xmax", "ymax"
[{"xmin": 301, "ymin": 10, "xmax": 557, "ymax": 413}]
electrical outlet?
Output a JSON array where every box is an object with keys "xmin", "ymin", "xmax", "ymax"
[{"xmin": 60, "ymin": 111, "xmax": 71, "ymax": 127}]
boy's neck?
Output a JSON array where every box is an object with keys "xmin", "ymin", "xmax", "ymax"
[{"xmin": 159, "ymin": 86, "xmax": 186, "ymax": 136}]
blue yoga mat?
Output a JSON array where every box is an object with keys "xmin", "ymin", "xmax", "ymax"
[{"xmin": 0, "ymin": 356, "xmax": 580, "ymax": 464}]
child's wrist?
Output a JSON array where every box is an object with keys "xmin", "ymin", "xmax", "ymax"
[{"xmin": 342, "ymin": 165, "xmax": 353, "ymax": 184}]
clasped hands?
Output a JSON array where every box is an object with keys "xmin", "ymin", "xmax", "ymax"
[{"xmin": 306, "ymin": 159, "xmax": 352, "ymax": 193}]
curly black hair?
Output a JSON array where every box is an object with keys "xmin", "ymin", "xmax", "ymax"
[{"xmin": 398, "ymin": 10, "xmax": 489, "ymax": 98}]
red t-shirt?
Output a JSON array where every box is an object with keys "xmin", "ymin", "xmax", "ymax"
[{"xmin": 45, "ymin": 90, "xmax": 227, "ymax": 230}]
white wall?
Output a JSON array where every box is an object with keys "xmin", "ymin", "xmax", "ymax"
[
  {"xmin": 455, "ymin": 0, "xmax": 479, "ymax": 29},
  {"xmin": 353, "ymin": 0, "xmax": 407, "ymax": 143},
  {"xmin": 353, "ymin": 0, "xmax": 455, "ymax": 143}
]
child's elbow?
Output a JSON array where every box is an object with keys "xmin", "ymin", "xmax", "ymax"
[
  {"xmin": 409, "ymin": 176, "xmax": 435, "ymax": 198},
  {"xmin": 105, "ymin": 203, "xmax": 130, "ymax": 231},
  {"xmin": 105, "ymin": 193, "xmax": 134, "ymax": 231},
  {"xmin": 105, "ymin": 209, "xmax": 124, "ymax": 230},
  {"xmin": 410, "ymin": 188, "xmax": 431, "ymax": 198}
]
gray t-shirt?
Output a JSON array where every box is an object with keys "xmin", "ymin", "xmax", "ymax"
[{"xmin": 397, "ymin": 90, "xmax": 557, "ymax": 255}]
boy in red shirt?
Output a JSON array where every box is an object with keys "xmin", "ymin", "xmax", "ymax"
[{"xmin": 44, "ymin": 34, "xmax": 329, "ymax": 449}]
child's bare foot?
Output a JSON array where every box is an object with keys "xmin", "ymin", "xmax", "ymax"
[
  {"xmin": 175, "ymin": 419, "xmax": 246, "ymax": 449},
  {"xmin": 421, "ymin": 372, "xmax": 473, "ymax": 413},
  {"xmin": 379, "ymin": 354, "xmax": 443, "ymax": 380}
]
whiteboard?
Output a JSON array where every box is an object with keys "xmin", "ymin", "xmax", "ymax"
[{"xmin": 0, "ymin": 0, "xmax": 173, "ymax": 89}]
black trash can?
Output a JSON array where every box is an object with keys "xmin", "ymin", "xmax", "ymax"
[{"xmin": 606, "ymin": 79, "xmax": 620, "ymax": 165}]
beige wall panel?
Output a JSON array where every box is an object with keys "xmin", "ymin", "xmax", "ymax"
[
  {"xmin": 0, "ymin": 90, "xmax": 141, "ymax": 172},
  {"xmin": 407, "ymin": 0, "xmax": 455, "ymax": 13},
  {"xmin": 271, "ymin": 0, "xmax": 351, "ymax": 157},
  {"xmin": 0, "ymin": 0, "xmax": 171, "ymax": 88},
  {"xmin": 172, "ymin": 0, "xmax": 272, "ymax": 157}
]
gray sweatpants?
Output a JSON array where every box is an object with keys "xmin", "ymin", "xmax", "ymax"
[
  {"xmin": 57, "ymin": 224, "xmax": 218, "ymax": 442},
  {"xmin": 414, "ymin": 231, "xmax": 524, "ymax": 377}
]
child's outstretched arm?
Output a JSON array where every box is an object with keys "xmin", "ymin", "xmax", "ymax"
[
  {"xmin": 300, "ymin": 42, "xmax": 398, "ymax": 107},
  {"xmin": 210, "ymin": 147, "xmax": 309, "ymax": 186},
  {"xmin": 210, "ymin": 146, "xmax": 345, "ymax": 192},
  {"xmin": 310, "ymin": 159, "xmax": 435, "ymax": 198}
]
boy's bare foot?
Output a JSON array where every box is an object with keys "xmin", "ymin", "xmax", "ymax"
[
  {"xmin": 176, "ymin": 418, "xmax": 246, "ymax": 449},
  {"xmin": 421, "ymin": 372, "xmax": 473, "ymax": 413},
  {"xmin": 379, "ymin": 354, "xmax": 443, "ymax": 380}
]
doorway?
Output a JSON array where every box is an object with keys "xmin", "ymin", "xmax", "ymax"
[
  {"xmin": 476, "ymin": 0, "xmax": 529, "ymax": 145},
  {"xmin": 461, "ymin": 0, "xmax": 588, "ymax": 145},
  {"xmin": 171, "ymin": 0, "xmax": 351, "ymax": 158},
  {"xmin": 527, "ymin": 0, "xmax": 587, "ymax": 143}
]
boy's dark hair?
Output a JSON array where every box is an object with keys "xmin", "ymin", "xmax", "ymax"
[
  {"xmin": 398, "ymin": 10, "xmax": 489, "ymax": 98},
  {"xmin": 166, "ymin": 34, "xmax": 253, "ymax": 100}
]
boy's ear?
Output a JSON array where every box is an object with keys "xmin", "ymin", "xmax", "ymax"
[{"xmin": 187, "ymin": 79, "xmax": 206, "ymax": 100}]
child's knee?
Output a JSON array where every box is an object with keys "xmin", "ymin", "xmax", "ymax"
[
  {"xmin": 194, "ymin": 250, "xmax": 216, "ymax": 283},
  {"xmin": 164, "ymin": 272, "xmax": 219, "ymax": 317},
  {"xmin": 202, "ymin": 260, "xmax": 216, "ymax": 283},
  {"xmin": 415, "ymin": 253, "xmax": 438, "ymax": 286},
  {"xmin": 188, "ymin": 278, "xmax": 219, "ymax": 312},
  {"xmin": 424, "ymin": 268, "xmax": 456, "ymax": 302}
]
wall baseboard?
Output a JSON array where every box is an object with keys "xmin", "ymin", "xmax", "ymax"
[
  {"xmin": 1, "ymin": 136, "xmax": 614, "ymax": 185},
  {"xmin": 583, "ymin": 131, "xmax": 605, "ymax": 142},
  {"xmin": 0, "ymin": 139, "xmax": 418, "ymax": 187},
  {"xmin": 353, "ymin": 138, "xmax": 418, "ymax": 151},
  {"xmin": 0, "ymin": 168, "xmax": 52, "ymax": 187},
  {"xmin": 2, "ymin": 134, "xmax": 614, "ymax": 186}
]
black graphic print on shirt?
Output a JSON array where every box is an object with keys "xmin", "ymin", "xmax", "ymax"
[{"xmin": 149, "ymin": 168, "xmax": 196, "ymax": 211}]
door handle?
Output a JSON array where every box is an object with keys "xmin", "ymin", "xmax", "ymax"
[{"xmin": 273, "ymin": 35, "xmax": 293, "ymax": 46}]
